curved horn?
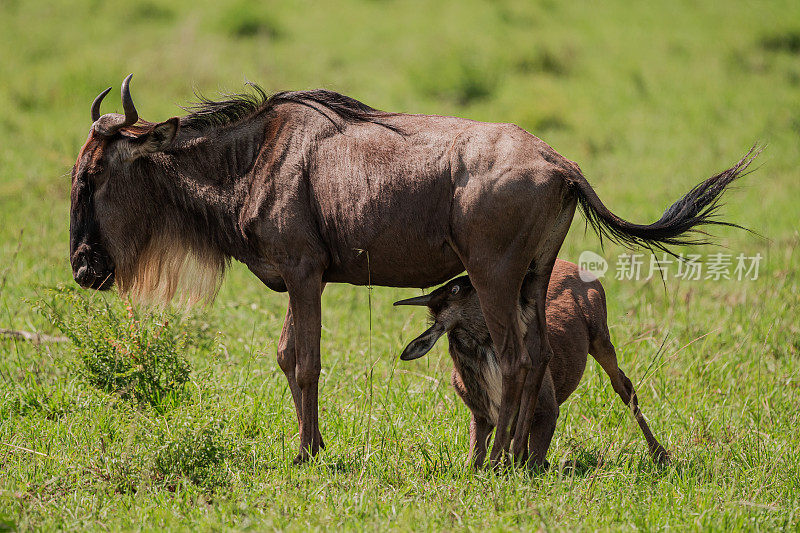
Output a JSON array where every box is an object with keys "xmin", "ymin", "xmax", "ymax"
[
  {"xmin": 91, "ymin": 87, "xmax": 112, "ymax": 122},
  {"xmin": 93, "ymin": 74, "xmax": 139, "ymax": 136},
  {"xmin": 120, "ymin": 73, "xmax": 138, "ymax": 128}
]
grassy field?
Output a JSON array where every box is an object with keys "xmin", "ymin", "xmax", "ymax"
[{"xmin": 1, "ymin": 0, "xmax": 799, "ymax": 530}]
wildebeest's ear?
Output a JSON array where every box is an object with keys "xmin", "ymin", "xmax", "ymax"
[
  {"xmin": 400, "ymin": 323, "xmax": 445, "ymax": 361},
  {"xmin": 137, "ymin": 117, "xmax": 179, "ymax": 155}
]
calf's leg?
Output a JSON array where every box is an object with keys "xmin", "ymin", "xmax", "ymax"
[
  {"xmin": 591, "ymin": 338, "xmax": 670, "ymax": 465},
  {"xmin": 525, "ymin": 369, "xmax": 559, "ymax": 470}
]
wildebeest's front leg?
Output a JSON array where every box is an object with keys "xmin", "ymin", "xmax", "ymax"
[
  {"xmin": 284, "ymin": 267, "xmax": 325, "ymax": 464},
  {"xmin": 277, "ymin": 305, "xmax": 324, "ymax": 451}
]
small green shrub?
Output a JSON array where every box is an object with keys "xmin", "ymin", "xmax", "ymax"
[
  {"xmin": 153, "ymin": 417, "xmax": 233, "ymax": 489},
  {"xmin": 37, "ymin": 288, "xmax": 192, "ymax": 411},
  {"xmin": 760, "ymin": 30, "xmax": 800, "ymax": 54},
  {"xmin": 514, "ymin": 47, "xmax": 573, "ymax": 76},
  {"xmin": 125, "ymin": 1, "xmax": 175, "ymax": 23}
]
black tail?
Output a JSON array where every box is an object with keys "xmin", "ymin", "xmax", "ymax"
[{"xmin": 566, "ymin": 146, "xmax": 761, "ymax": 253}]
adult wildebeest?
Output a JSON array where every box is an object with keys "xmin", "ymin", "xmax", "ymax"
[
  {"xmin": 395, "ymin": 259, "xmax": 669, "ymax": 469},
  {"xmin": 70, "ymin": 75, "xmax": 756, "ymax": 465}
]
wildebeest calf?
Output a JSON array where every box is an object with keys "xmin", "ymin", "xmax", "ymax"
[{"xmin": 396, "ymin": 259, "xmax": 669, "ymax": 469}]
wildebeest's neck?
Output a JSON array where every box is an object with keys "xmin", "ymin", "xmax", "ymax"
[
  {"xmin": 151, "ymin": 119, "xmax": 268, "ymax": 257},
  {"xmin": 112, "ymin": 120, "xmax": 270, "ymax": 305}
]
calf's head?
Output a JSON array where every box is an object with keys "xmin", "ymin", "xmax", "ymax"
[
  {"xmin": 394, "ymin": 275, "xmax": 485, "ymax": 360},
  {"xmin": 69, "ymin": 75, "xmax": 180, "ymax": 296}
]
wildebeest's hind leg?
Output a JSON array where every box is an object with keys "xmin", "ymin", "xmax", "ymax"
[
  {"xmin": 456, "ymin": 177, "xmax": 576, "ymax": 466},
  {"xmin": 591, "ymin": 337, "xmax": 670, "ymax": 465},
  {"xmin": 511, "ymin": 266, "xmax": 556, "ymax": 462},
  {"xmin": 284, "ymin": 267, "xmax": 326, "ymax": 464},
  {"xmin": 525, "ymin": 369, "xmax": 559, "ymax": 470},
  {"xmin": 467, "ymin": 264, "xmax": 532, "ymax": 467},
  {"xmin": 513, "ymin": 201, "xmax": 576, "ymax": 461},
  {"xmin": 277, "ymin": 305, "xmax": 325, "ymax": 451}
]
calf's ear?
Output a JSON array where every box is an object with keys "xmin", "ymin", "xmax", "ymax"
[{"xmin": 400, "ymin": 323, "xmax": 445, "ymax": 361}]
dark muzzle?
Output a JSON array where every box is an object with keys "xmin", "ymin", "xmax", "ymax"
[{"xmin": 71, "ymin": 247, "xmax": 115, "ymax": 290}]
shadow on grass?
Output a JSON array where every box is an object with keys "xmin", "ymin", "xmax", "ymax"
[
  {"xmin": 553, "ymin": 446, "xmax": 675, "ymax": 479},
  {"xmin": 558, "ymin": 455, "xmax": 601, "ymax": 478}
]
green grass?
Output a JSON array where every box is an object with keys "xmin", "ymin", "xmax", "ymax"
[{"xmin": 1, "ymin": 0, "xmax": 799, "ymax": 530}]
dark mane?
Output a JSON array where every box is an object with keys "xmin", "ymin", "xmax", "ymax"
[
  {"xmin": 181, "ymin": 83, "xmax": 269, "ymax": 129},
  {"xmin": 181, "ymin": 84, "xmax": 402, "ymax": 133}
]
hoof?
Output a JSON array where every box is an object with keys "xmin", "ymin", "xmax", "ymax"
[
  {"xmin": 652, "ymin": 446, "xmax": 671, "ymax": 466},
  {"xmin": 293, "ymin": 438, "xmax": 323, "ymax": 465},
  {"xmin": 293, "ymin": 452, "xmax": 309, "ymax": 465},
  {"xmin": 527, "ymin": 458, "xmax": 550, "ymax": 474}
]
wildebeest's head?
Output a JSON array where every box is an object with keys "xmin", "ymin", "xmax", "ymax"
[{"xmin": 70, "ymin": 75, "xmax": 210, "ymax": 303}]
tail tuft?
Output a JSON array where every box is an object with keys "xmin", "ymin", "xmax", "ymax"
[{"xmin": 567, "ymin": 145, "xmax": 762, "ymax": 254}]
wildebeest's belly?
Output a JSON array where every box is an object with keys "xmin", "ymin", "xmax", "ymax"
[
  {"xmin": 318, "ymin": 204, "xmax": 465, "ymax": 288},
  {"xmin": 323, "ymin": 245, "xmax": 464, "ymax": 287}
]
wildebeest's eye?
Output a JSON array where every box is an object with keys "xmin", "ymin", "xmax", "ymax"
[
  {"xmin": 450, "ymin": 285, "xmax": 460, "ymax": 295},
  {"xmin": 87, "ymin": 164, "xmax": 105, "ymax": 181},
  {"xmin": 78, "ymin": 157, "xmax": 105, "ymax": 183}
]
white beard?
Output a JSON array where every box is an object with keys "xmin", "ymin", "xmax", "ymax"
[{"xmin": 117, "ymin": 233, "xmax": 226, "ymax": 307}]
